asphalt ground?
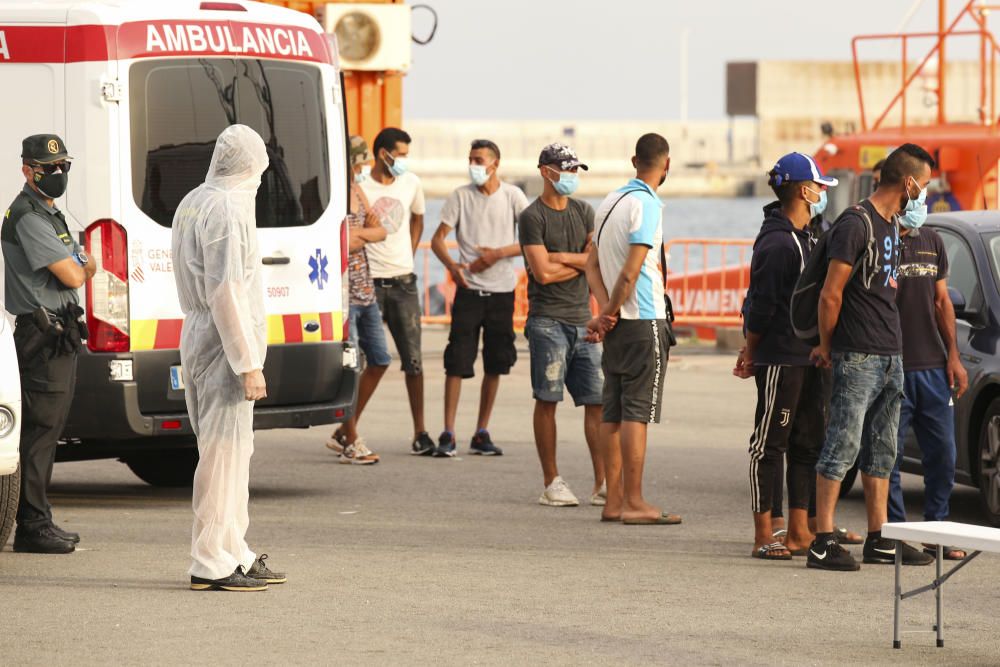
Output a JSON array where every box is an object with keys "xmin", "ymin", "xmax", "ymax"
[{"xmin": 1, "ymin": 329, "xmax": 998, "ymax": 665}]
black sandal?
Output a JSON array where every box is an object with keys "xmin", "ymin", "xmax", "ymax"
[{"xmin": 752, "ymin": 542, "xmax": 792, "ymax": 560}]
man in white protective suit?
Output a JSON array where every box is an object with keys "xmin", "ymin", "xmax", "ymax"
[{"xmin": 172, "ymin": 125, "xmax": 285, "ymax": 592}]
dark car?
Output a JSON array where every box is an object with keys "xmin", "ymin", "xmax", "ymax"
[{"xmin": 845, "ymin": 211, "xmax": 1000, "ymax": 526}]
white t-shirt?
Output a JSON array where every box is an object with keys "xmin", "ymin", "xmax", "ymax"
[
  {"xmin": 359, "ymin": 171, "xmax": 427, "ymax": 278},
  {"xmin": 593, "ymin": 179, "xmax": 667, "ymax": 320},
  {"xmin": 440, "ymin": 181, "xmax": 528, "ymax": 292}
]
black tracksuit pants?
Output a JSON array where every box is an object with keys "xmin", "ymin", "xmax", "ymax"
[{"xmin": 748, "ymin": 365, "xmax": 823, "ymax": 514}]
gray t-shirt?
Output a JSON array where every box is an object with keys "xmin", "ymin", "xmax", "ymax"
[
  {"xmin": 518, "ymin": 197, "xmax": 595, "ymax": 325},
  {"xmin": 440, "ymin": 181, "xmax": 528, "ymax": 293},
  {"xmin": 2, "ymin": 186, "xmax": 80, "ymax": 316}
]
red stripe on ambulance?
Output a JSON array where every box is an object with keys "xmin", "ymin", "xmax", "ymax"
[
  {"xmin": 0, "ymin": 21, "xmax": 331, "ymax": 64},
  {"xmin": 282, "ymin": 314, "xmax": 303, "ymax": 344},
  {"xmin": 319, "ymin": 312, "xmax": 334, "ymax": 340},
  {"xmin": 154, "ymin": 319, "xmax": 184, "ymax": 349}
]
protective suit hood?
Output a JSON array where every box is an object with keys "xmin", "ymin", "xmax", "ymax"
[{"xmin": 205, "ymin": 124, "xmax": 269, "ymax": 192}]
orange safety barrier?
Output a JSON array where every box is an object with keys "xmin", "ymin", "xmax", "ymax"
[
  {"xmin": 664, "ymin": 238, "xmax": 752, "ymax": 327},
  {"xmin": 415, "ymin": 239, "xmax": 753, "ymax": 332}
]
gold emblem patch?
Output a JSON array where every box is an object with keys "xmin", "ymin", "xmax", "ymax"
[{"xmin": 47, "ymin": 139, "xmax": 59, "ymax": 154}]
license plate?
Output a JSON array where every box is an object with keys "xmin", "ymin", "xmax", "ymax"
[{"xmin": 169, "ymin": 365, "xmax": 185, "ymax": 391}]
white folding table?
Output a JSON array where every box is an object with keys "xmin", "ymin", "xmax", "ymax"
[{"xmin": 882, "ymin": 521, "xmax": 1000, "ymax": 648}]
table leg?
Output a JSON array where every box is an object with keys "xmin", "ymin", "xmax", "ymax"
[
  {"xmin": 936, "ymin": 544, "xmax": 944, "ymax": 648},
  {"xmin": 893, "ymin": 539, "xmax": 902, "ymax": 649}
]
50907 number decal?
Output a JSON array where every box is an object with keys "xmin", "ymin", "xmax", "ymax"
[{"xmin": 267, "ymin": 286, "xmax": 290, "ymax": 298}]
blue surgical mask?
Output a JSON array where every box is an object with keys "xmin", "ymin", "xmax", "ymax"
[
  {"xmin": 384, "ymin": 153, "xmax": 409, "ymax": 177},
  {"xmin": 805, "ymin": 187, "xmax": 828, "ymax": 217},
  {"xmin": 547, "ymin": 168, "xmax": 579, "ymax": 196},
  {"xmin": 904, "ymin": 177, "xmax": 928, "ymax": 212},
  {"xmin": 469, "ymin": 164, "xmax": 490, "ymax": 186},
  {"xmin": 901, "ymin": 204, "xmax": 928, "ymax": 229},
  {"xmin": 354, "ymin": 165, "xmax": 370, "ymax": 184}
]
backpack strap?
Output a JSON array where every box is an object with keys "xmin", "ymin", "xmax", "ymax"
[{"xmin": 845, "ymin": 204, "xmax": 876, "ymax": 288}]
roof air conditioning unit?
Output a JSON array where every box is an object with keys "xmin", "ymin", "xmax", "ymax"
[{"xmin": 317, "ymin": 3, "xmax": 412, "ymax": 72}]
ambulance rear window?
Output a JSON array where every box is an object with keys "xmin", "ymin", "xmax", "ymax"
[{"xmin": 130, "ymin": 58, "xmax": 330, "ymax": 228}]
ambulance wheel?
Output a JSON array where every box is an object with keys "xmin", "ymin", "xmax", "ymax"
[
  {"xmin": 125, "ymin": 446, "xmax": 199, "ymax": 488},
  {"xmin": 0, "ymin": 465, "xmax": 19, "ymax": 551},
  {"xmin": 838, "ymin": 461, "xmax": 860, "ymax": 498}
]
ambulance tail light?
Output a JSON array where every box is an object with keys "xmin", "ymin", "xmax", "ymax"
[
  {"xmin": 84, "ymin": 219, "xmax": 130, "ymax": 353},
  {"xmin": 340, "ymin": 216, "xmax": 349, "ymax": 342}
]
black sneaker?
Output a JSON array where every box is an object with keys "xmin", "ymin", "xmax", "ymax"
[
  {"xmin": 13, "ymin": 525, "xmax": 75, "ymax": 554},
  {"xmin": 50, "ymin": 523, "xmax": 80, "ymax": 544},
  {"xmin": 434, "ymin": 431, "xmax": 457, "ymax": 458},
  {"xmin": 191, "ymin": 567, "xmax": 268, "ymax": 592},
  {"xmin": 246, "ymin": 554, "xmax": 286, "ymax": 584},
  {"xmin": 411, "ymin": 431, "xmax": 436, "ymax": 456},
  {"xmin": 862, "ymin": 536, "xmax": 934, "ymax": 565},
  {"xmin": 806, "ymin": 535, "xmax": 860, "ymax": 571},
  {"xmin": 469, "ymin": 430, "xmax": 503, "ymax": 456}
]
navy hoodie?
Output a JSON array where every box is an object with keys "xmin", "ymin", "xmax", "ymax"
[{"xmin": 745, "ymin": 202, "xmax": 813, "ymax": 366}]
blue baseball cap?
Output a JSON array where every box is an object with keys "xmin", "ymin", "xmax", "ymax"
[{"xmin": 769, "ymin": 152, "xmax": 838, "ymax": 187}]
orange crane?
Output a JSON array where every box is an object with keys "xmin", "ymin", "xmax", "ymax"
[{"xmin": 260, "ymin": 0, "xmax": 425, "ymax": 147}]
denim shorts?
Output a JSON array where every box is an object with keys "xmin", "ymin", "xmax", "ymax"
[
  {"xmin": 349, "ymin": 302, "xmax": 392, "ymax": 368},
  {"xmin": 816, "ymin": 352, "xmax": 903, "ymax": 482},
  {"xmin": 374, "ymin": 276, "xmax": 422, "ymax": 375},
  {"xmin": 523, "ymin": 315, "xmax": 603, "ymax": 406}
]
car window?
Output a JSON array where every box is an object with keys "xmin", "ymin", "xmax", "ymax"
[{"xmin": 937, "ymin": 229, "xmax": 980, "ymax": 304}]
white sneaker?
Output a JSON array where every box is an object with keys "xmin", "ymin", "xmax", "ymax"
[
  {"xmin": 538, "ymin": 476, "xmax": 579, "ymax": 507},
  {"xmin": 339, "ymin": 438, "xmax": 379, "ymax": 465},
  {"xmin": 590, "ymin": 482, "xmax": 607, "ymax": 506}
]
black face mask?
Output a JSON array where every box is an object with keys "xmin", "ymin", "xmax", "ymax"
[{"xmin": 34, "ymin": 171, "xmax": 68, "ymax": 198}]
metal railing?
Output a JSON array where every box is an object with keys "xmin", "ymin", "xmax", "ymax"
[
  {"xmin": 852, "ymin": 1, "xmax": 1000, "ymax": 131},
  {"xmin": 415, "ymin": 238, "xmax": 753, "ymax": 329}
]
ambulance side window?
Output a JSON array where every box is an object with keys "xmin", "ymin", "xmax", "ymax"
[{"xmin": 130, "ymin": 58, "xmax": 330, "ymax": 229}]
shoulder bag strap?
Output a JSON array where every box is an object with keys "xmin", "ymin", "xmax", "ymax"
[{"xmin": 596, "ymin": 189, "xmax": 646, "ymax": 245}]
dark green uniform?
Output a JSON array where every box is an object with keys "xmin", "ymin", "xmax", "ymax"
[{"xmin": 1, "ymin": 134, "xmax": 83, "ymax": 548}]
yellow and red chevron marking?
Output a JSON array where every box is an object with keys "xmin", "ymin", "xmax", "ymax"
[{"xmin": 131, "ymin": 312, "xmax": 344, "ymax": 351}]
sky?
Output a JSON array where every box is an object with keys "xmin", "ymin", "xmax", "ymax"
[{"xmin": 404, "ymin": 0, "xmax": 953, "ymax": 120}]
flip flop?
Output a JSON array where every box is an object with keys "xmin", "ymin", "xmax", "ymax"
[
  {"xmin": 622, "ymin": 513, "xmax": 682, "ymax": 525},
  {"xmin": 600, "ymin": 516, "xmax": 620, "ymax": 523},
  {"xmin": 753, "ymin": 542, "xmax": 793, "ymax": 560},
  {"xmin": 922, "ymin": 544, "xmax": 967, "ymax": 560},
  {"xmin": 835, "ymin": 526, "xmax": 864, "ymax": 545}
]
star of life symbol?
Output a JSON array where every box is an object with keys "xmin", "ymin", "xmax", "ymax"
[{"xmin": 308, "ymin": 249, "xmax": 329, "ymax": 290}]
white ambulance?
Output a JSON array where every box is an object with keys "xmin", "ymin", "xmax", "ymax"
[{"xmin": 0, "ymin": 0, "xmax": 357, "ymax": 486}]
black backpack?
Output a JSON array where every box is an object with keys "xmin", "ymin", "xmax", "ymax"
[{"xmin": 789, "ymin": 204, "xmax": 875, "ymax": 346}]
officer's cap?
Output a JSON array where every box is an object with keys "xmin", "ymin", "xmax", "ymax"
[{"xmin": 21, "ymin": 134, "xmax": 73, "ymax": 164}]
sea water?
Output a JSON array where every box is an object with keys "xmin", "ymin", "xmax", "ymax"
[{"xmin": 416, "ymin": 196, "xmax": 770, "ymax": 293}]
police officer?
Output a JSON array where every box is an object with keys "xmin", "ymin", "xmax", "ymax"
[{"xmin": 1, "ymin": 135, "xmax": 94, "ymax": 554}]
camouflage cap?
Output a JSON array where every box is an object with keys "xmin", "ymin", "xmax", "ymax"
[
  {"xmin": 537, "ymin": 143, "xmax": 588, "ymax": 171},
  {"xmin": 349, "ymin": 135, "xmax": 371, "ymax": 167},
  {"xmin": 21, "ymin": 134, "xmax": 72, "ymax": 164}
]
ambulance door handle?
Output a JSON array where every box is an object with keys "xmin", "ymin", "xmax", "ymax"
[{"xmin": 262, "ymin": 256, "xmax": 290, "ymax": 265}]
